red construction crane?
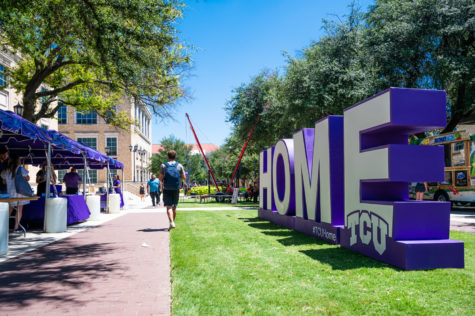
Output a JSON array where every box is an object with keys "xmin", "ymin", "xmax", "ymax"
[
  {"xmin": 185, "ymin": 113, "xmax": 221, "ymax": 192},
  {"xmin": 229, "ymin": 114, "xmax": 261, "ymax": 187}
]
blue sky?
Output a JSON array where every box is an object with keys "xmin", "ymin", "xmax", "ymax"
[{"xmin": 151, "ymin": 0, "xmax": 374, "ymax": 147}]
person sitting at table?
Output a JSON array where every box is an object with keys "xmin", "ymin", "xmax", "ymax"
[
  {"xmin": 1, "ymin": 154, "xmax": 30, "ymax": 233},
  {"xmin": 244, "ymin": 184, "xmax": 254, "ymax": 201},
  {"xmin": 63, "ymin": 167, "xmax": 82, "ymax": 195},
  {"xmin": 253, "ymin": 182, "xmax": 259, "ymax": 203},
  {"xmin": 36, "ymin": 161, "xmax": 57, "ymax": 196}
]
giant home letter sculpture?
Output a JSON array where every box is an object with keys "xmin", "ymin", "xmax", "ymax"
[{"xmin": 258, "ymin": 88, "xmax": 464, "ymax": 270}]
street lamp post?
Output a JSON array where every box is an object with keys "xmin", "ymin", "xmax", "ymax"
[
  {"xmin": 138, "ymin": 149, "xmax": 146, "ymax": 182},
  {"xmin": 14, "ymin": 102, "xmax": 23, "ymax": 116},
  {"xmin": 129, "ymin": 144, "xmax": 138, "ymax": 182}
]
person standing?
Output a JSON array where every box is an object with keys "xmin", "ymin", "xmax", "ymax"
[
  {"xmin": 159, "ymin": 150, "xmax": 185, "ymax": 231},
  {"xmin": 147, "ymin": 174, "xmax": 160, "ymax": 207},
  {"xmin": 1, "ymin": 154, "xmax": 30, "ymax": 232},
  {"xmin": 63, "ymin": 167, "xmax": 82, "ymax": 195},
  {"xmin": 415, "ymin": 182, "xmax": 428, "ymax": 201},
  {"xmin": 36, "ymin": 161, "xmax": 57, "ymax": 196},
  {"xmin": 0, "ymin": 146, "xmax": 9, "ymax": 194},
  {"xmin": 113, "ymin": 175, "xmax": 124, "ymax": 208}
]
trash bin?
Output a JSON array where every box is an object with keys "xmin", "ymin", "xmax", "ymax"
[
  {"xmin": 45, "ymin": 197, "xmax": 67, "ymax": 233},
  {"xmin": 0, "ymin": 202, "xmax": 9, "ymax": 255},
  {"xmin": 86, "ymin": 195, "xmax": 101, "ymax": 220},
  {"xmin": 108, "ymin": 194, "xmax": 121, "ymax": 214}
]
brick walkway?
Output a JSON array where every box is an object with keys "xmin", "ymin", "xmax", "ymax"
[{"xmin": 0, "ymin": 212, "xmax": 171, "ymax": 315}]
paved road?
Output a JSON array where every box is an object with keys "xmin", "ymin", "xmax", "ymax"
[
  {"xmin": 450, "ymin": 210, "xmax": 475, "ymax": 233},
  {"xmin": 0, "ymin": 212, "xmax": 171, "ymax": 316}
]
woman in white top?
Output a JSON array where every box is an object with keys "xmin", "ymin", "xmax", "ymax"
[{"xmin": 0, "ymin": 154, "xmax": 30, "ymax": 231}]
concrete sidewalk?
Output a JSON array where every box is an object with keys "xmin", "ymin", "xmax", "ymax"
[{"xmin": 0, "ymin": 210, "xmax": 171, "ymax": 315}]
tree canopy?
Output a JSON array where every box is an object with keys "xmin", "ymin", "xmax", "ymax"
[
  {"xmin": 150, "ymin": 135, "xmax": 210, "ymax": 183},
  {"xmin": 0, "ymin": 0, "xmax": 190, "ymax": 126},
  {"xmin": 225, "ymin": 0, "xmax": 474, "ymax": 161}
]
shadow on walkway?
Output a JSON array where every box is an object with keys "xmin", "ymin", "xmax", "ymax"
[
  {"xmin": 0, "ymin": 239, "xmax": 122, "ymax": 308},
  {"xmin": 137, "ymin": 228, "xmax": 169, "ymax": 232}
]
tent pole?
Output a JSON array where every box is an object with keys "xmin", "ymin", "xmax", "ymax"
[
  {"xmin": 83, "ymin": 153, "xmax": 87, "ymax": 199},
  {"xmin": 106, "ymin": 161, "xmax": 110, "ymax": 213},
  {"xmin": 44, "ymin": 143, "xmax": 51, "ymax": 232},
  {"xmin": 121, "ymin": 167, "xmax": 124, "ymax": 194}
]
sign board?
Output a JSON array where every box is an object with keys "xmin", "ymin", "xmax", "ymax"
[{"xmin": 258, "ymin": 88, "xmax": 464, "ymax": 270}]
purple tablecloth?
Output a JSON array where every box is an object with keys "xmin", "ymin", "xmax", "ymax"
[
  {"xmin": 22, "ymin": 195, "xmax": 90, "ymax": 225},
  {"xmin": 100, "ymin": 193, "xmax": 124, "ymax": 208}
]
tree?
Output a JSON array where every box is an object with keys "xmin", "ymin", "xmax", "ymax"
[
  {"xmin": 187, "ymin": 154, "xmax": 208, "ymax": 183},
  {"xmin": 366, "ymin": 0, "xmax": 474, "ymax": 132},
  {"xmin": 282, "ymin": 3, "xmax": 375, "ymax": 131},
  {"xmin": 150, "ymin": 135, "xmax": 190, "ymax": 176},
  {"xmin": 225, "ymin": 4, "xmax": 375, "ymax": 154},
  {"xmin": 0, "ymin": 0, "xmax": 190, "ymax": 126},
  {"xmin": 225, "ymin": 70, "xmax": 286, "ymax": 152}
]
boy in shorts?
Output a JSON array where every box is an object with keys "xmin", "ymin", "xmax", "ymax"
[{"xmin": 159, "ymin": 150, "xmax": 185, "ymax": 230}]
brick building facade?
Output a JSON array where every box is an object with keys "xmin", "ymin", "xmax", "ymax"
[{"xmin": 57, "ymin": 97, "xmax": 152, "ymax": 189}]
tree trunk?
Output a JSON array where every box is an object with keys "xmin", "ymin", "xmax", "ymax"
[
  {"xmin": 22, "ymin": 91, "xmax": 37, "ymax": 123},
  {"xmin": 441, "ymin": 83, "xmax": 467, "ymax": 134}
]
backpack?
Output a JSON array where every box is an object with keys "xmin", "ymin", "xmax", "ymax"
[
  {"xmin": 15, "ymin": 166, "xmax": 34, "ymax": 197},
  {"xmin": 163, "ymin": 161, "xmax": 180, "ymax": 190}
]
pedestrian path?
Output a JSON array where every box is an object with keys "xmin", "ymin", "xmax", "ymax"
[
  {"xmin": 0, "ymin": 211, "xmax": 171, "ymax": 315},
  {"xmin": 450, "ymin": 211, "xmax": 475, "ymax": 234}
]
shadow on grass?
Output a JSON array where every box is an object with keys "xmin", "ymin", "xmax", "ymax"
[
  {"xmin": 137, "ymin": 228, "xmax": 169, "ymax": 232},
  {"xmin": 300, "ymin": 248, "xmax": 396, "ymax": 270},
  {"xmin": 242, "ymin": 216, "xmax": 397, "ymax": 270},
  {"xmin": 0, "ymin": 239, "xmax": 122, "ymax": 308},
  {"xmin": 261, "ymin": 230, "xmax": 320, "ymax": 246},
  {"xmin": 247, "ymin": 222, "xmax": 288, "ymax": 230},
  {"xmin": 238, "ymin": 217, "xmax": 266, "ymax": 223}
]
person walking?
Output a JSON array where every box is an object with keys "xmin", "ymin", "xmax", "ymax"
[
  {"xmin": 63, "ymin": 167, "xmax": 82, "ymax": 195},
  {"xmin": 147, "ymin": 174, "xmax": 160, "ymax": 207},
  {"xmin": 139, "ymin": 183, "xmax": 145, "ymax": 201},
  {"xmin": 1, "ymin": 154, "xmax": 30, "ymax": 232},
  {"xmin": 159, "ymin": 150, "xmax": 185, "ymax": 231},
  {"xmin": 415, "ymin": 182, "xmax": 428, "ymax": 201}
]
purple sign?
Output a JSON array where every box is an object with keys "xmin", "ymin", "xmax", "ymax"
[{"xmin": 259, "ymin": 88, "xmax": 464, "ymax": 270}]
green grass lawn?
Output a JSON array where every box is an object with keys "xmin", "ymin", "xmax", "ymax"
[
  {"xmin": 178, "ymin": 198, "xmax": 259, "ymax": 209},
  {"xmin": 170, "ymin": 209, "xmax": 475, "ymax": 315}
]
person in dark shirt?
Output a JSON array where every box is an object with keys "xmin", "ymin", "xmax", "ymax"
[
  {"xmin": 0, "ymin": 146, "xmax": 9, "ymax": 194},
  {"xmin": 36, "ymin": 161, "xmax": 57, "ymax": 196},
  {"xmin": 63, "ymin": 167, "xmax": 82, "ymax": 195}
]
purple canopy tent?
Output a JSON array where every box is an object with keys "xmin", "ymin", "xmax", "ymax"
[{"xmin": 0, "ymin": 109, "xmax": 125, "ymax": 228}]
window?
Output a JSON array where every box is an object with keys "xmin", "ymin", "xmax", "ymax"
[
  {"xmin": 58, "ymin": 105, "xmax": 67, "ymax": 124},
  {"xmin": 106, "ymin": 137, "xmax": 118, "ymax": 156},
  {"xmin": 454, "ymin": 142, "xmax": 464, "ymax": 152},
  {"xmin": 0, "ymin": 91, "xmax": 8, "ymax": 108},
  {"xmin": 77, "ymin": 137, "xmax": 97, "ymax": 150},
  {"xmin": 0, "ymin": 64, "xmax": 6, "ymax": 88},
  {"xmin": 88, "ymin": 170, "xmax": 97, "ymax": 184},
  {"xmin": 57, "ymin": 170, "xmax": 67, "ymax": 184},
  {"xmin": 105, "ymin": 105, "xmax": 117, "ymax": 123},
  {"xmin": 41, "ymin": 87, "xmax": 47, "ymax": 105},
  {"xmin": 109, "ymin": 169, "xmax": 118, "ymax": 185},
  {"xmin": 76, "ymin": 110, "xmax": 97, "ymax": 124}
]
